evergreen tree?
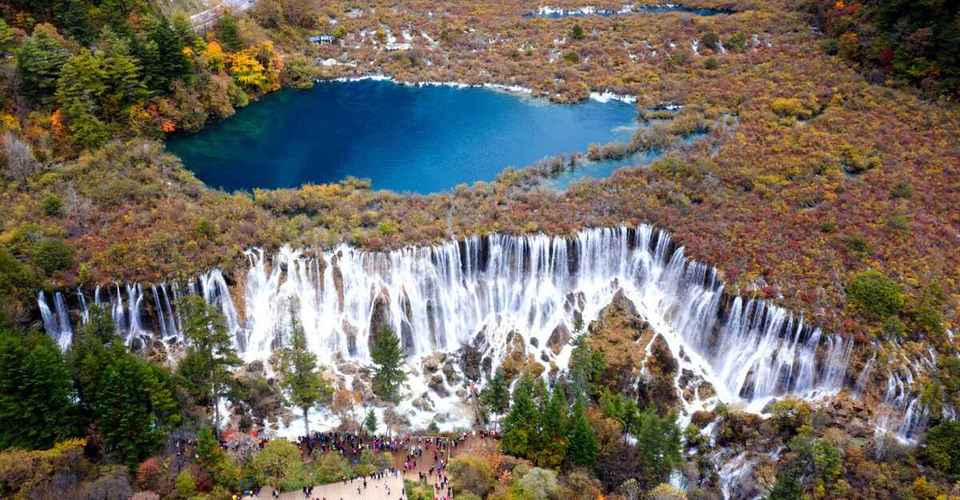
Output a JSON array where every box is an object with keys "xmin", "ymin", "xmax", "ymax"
[
  {"xmin": 363, "ymin": 408, "xmax": 378, "ymax": 436},
  {"xmin": 276, "ymin": 314, "xmax": 332, "ymax": 436},
  {"xmin": 479, "ymin": 368, "xmax": 510, "ymax": 430},
  {"xmin": 140, "ymin": 17, "xmax": 189, "ymax": 93},
  {"xmin": 501, "ymin": 373, "xmax": 539, "ymax": 459},
  {"xmin": 537, "ymin": 385, "xmax": 570, "ymax": 468},
  {"xmin": 98, "ymin": 29, "xmax": 147, "ymax": 116},
  {"xmin": 16, "ymin": 28, "xmax": 70, "ymax": 103},
  {"xmin": 177, "ymin": 296, "xmax": 241, "ymax": 434},
  {"xmin": 768, "ymin": 462, "xmax": 803, "ymax": 499},
  {"xmin": 66, "ymin": 304, "xmax": 119, "ymax": 420},
  {"xmin": 55, "ymin": 0, "xmax": 95, "ymax": 44},
  {"xmin": 0, "ymin": 329, "xmax": 77, "ymax": 449},
  {"xmin": 94, "ymin": 350, "xmax": 180, "ymax": 469},
  {"xmin": 56, "ymin": 49, "xmax": 110, "ymax": 149},
  {"xmin": 568, "ymin": 323, "xmax": 605, "ymax": 400},
  {"xmin": 632, "ymin": 408, "xmax": 682, "ymax": 487},
  {"xmin": 216, "ymin": 14, "xmax": 243, "ymax": 52},
  {"xmin": 0, "ymin": 19, "xmax": 15, "ymax": 55},
  {"xmin": 566, "ymin": 397, "xmax": 598, "ymax": 468},
  {"xmin": 370, "ymin": 325, "xmax": 405, "ymax": 402}
]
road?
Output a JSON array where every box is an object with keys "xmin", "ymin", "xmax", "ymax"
[{"xmin": 189, "ymin": 0, "xmax": 256, "ymax": 31}]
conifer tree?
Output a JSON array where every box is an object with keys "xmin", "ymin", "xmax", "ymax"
[
  {"xmin": 501, "ymin": 373, "xmax": 539, "ymax": 458},
  {"xmin": 17, "ymin": 28, "xmax": 69, "ymax": 103},
  {"xmin": 94, "ymin": 351, "xmax": 180, "ymax": 469},
  {"xmin": 370, "ymin": 325, "xmax": 405, "ymax": 402},
  {"xmin": 363, "ymin": 408, "xmax": 378, "ymax": 436},
  {"xmin": 566, "ymin": 397, "xmax": 598, "ymax": 467},
  {"xmin": 537, "ymin": 385, "xmax": 570, "ymax": 468},
  {"xmin": 277, "ymin": 314, "xmax": 332, "ymax": 436},
  {"xmin": 0, "ymin": 329, "xmax": 76, "ymax": 449},
  {"xmin": 177, "ymin": 296, "xmax": 241, "ymax": 434},
  {"xmin": 479, "ymin": 368, "xmax": 510, "ymax": 430}
]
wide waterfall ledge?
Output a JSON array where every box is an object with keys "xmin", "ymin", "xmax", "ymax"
[{"xmin": 40, "ymin": 225, "xmax": 906, "ymax": 435}]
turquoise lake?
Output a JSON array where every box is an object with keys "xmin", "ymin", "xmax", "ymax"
[{"xmin": 167, "ymin": 79, "xmax": 639, "ymax": 194}]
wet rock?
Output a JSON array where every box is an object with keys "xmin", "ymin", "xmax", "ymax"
[
  {"xmin": 500, "ymin": 330, "xmax": 528, "ymax": 381},
  {"xmin": 399, "ymin": 293, "xmax": 416, "ymax": 355},
  {"xmin": 367, "ymin": 290, "xmax": 391, "ymax": 353},
  {"xmin": 442, "ymin": 360, "xmax": 461, "ymax": 384},
  {"xmin": 547, "ymin": 323, "xmax": 571, "ymax": 354},
  {"xmin": 422, "ymin": 353, "xmax": 444, "ymax": 374},
  {"xmin": 429, "ymin": 374, "xmax": 449, "ymax": 397},
  {"xmin": 458, "ymin": 331, "xmax": 486, "ymax": 382},
  {"xmin": 343, "ymin": 320, "xmax": 359, "ymax": 357},
  {"xmin": 413, "ymin": 392, "xmax": 434, "ymax": 412},
  {"xmin": 529, "ymin": 337, "xmax": 539, "ymax": 348}
]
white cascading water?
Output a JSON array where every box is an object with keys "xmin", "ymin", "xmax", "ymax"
[{"xmin": 40, "ymin": 225, "xmax": 852, "ymax": 413}]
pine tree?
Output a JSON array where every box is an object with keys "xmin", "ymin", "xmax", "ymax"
[
  {"xmin": 94, "ymin": 350, "xmax": 179, "ymax": 469},
  {"xmin": 66, "ymin": 304, "xmax": 119, "ymax": 420},
  {"xmin": 632, "ymin": 408, "xmax": 682, "ymax": 487},
  {"xmin": 363, "ymin": 408, "xmax": 378, "ymax": 436},
  {"xmin": 0, "ymin": 329, "xmax": 77, "ymax": 449},
  {"xmin": 141, "ymin": 17, "xmax": 189, "ymax": 93},
  {"xmin": 479, "ymin": 368, "xmax": 510, "ymax": 430},
  {"xmin": 276, "ymin": 314, "xmax": 332, "ymax": 437},
  {"xmin": 177, "ymin": 296, "xmax": 241, "ymax": 434},
  {"xmin": 536, "ymin": 385, "xmax": 570, "ymax": 468},
  {"xmin": 0, "ymin": 19, "xmax": 15, "ymax": 55},
  {"xmin": 216, "ymin": 14, "xmax": 243, "ymax": 52},
  {"xmin": 370, "ymin": 325, "xmax": 405, "ymax": 402},
  {"xmin": 16, "ymin": 28, "xmax": 69, "ymax": 103},
  {"xmin": 98, "ymin": 29, "xmax": 147, "ymax": 116},
  {"xmin": 501, "ymin": 373, "xmax": 539, "ymax": 459},
  {"xmin": 566, "ymin": 397, "xmax": 598, "ymax": 467}
]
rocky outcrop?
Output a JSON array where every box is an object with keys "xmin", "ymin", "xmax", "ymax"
[
  {"xmin": 586, "ymin": 290, "xmax": 655, "ymax": 395},
  {"xmin": 547, "ymin": 323, "xmax": 571, "ymax": 354}
]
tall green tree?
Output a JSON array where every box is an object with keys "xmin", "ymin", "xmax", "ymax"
[
  {"xmin": 56, "ymin": 49, "xmax": 110, "ymax": 149},
  {"xmin": 565, "ymin": 397, "xmax": 598, "ymax": 468},
  {"xmin": 138, "ymin": 16, "xmax": 189, "ymax": 93},
  {"xmin": 0, "ymin": 19, "xmax": 15, "ymax": 55},
  {"xmin": 568, "ymin": 324, "xmax": 605, "ymax": 400},
  {"xmin": 501, "ymin": 373, "xmax": 539, "ymax": 458},
  {"xmin": 632, "ymin": 408, "xmax": 682, "ymax": 487},
  {"xmin": 536, "ymin": 385, "xmax": 569, "ymax": 468},
  {"xmin": 98, "ymin": 29, "xmax": 147, "ymax": 116},
  {"xmin": 94, "ymin": 350, "xmax": 180, "ymax": 469},
  {"xmin": 16, "ymin": 28, "xmax": 69, "ymax": 103},
  {"xmin": 479, "ymin": 368, "xmax": 510, "ymax": 430},
  {"xmin": 66, "ymin": 304, "xmax": 119, "ymax": 420},
  {"xmin": 276, "ymin": 315, "xmax": 332, "ymax": 436},
  {"xmin": 0, "ymin": 329, "xmax": 77, "ymax": 449},
  {"xmin": 363, "ymin": 408, "xmax": 378, "ymax": 436},
  {"xmin": 177, "ymin": 296, "xmax": 241, "ymax": 434},
  {"xmin": 370, "ymin": 325, "xmax": 405, "ymax": 402}
]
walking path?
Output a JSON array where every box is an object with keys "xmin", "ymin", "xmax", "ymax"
[{"xmin": 244, "ymin": 435, "xmax": 498, "ymax": 500}]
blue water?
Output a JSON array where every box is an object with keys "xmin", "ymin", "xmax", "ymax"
[
  {"xmin": 525, "ymin": 4, "xmax": 733, "ymax": 18},
  {"xmin": 167, "ymin": 80, "xmax": 638, "ymax": 194}
]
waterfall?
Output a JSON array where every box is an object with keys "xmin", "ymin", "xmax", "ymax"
[
  {"xmin": 37, "ymin": 225, "xmax": 851, "ymax": 410},
  {"xmin": 37, "ymin": 291, "xmax": 72, "ymax": 350}
]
